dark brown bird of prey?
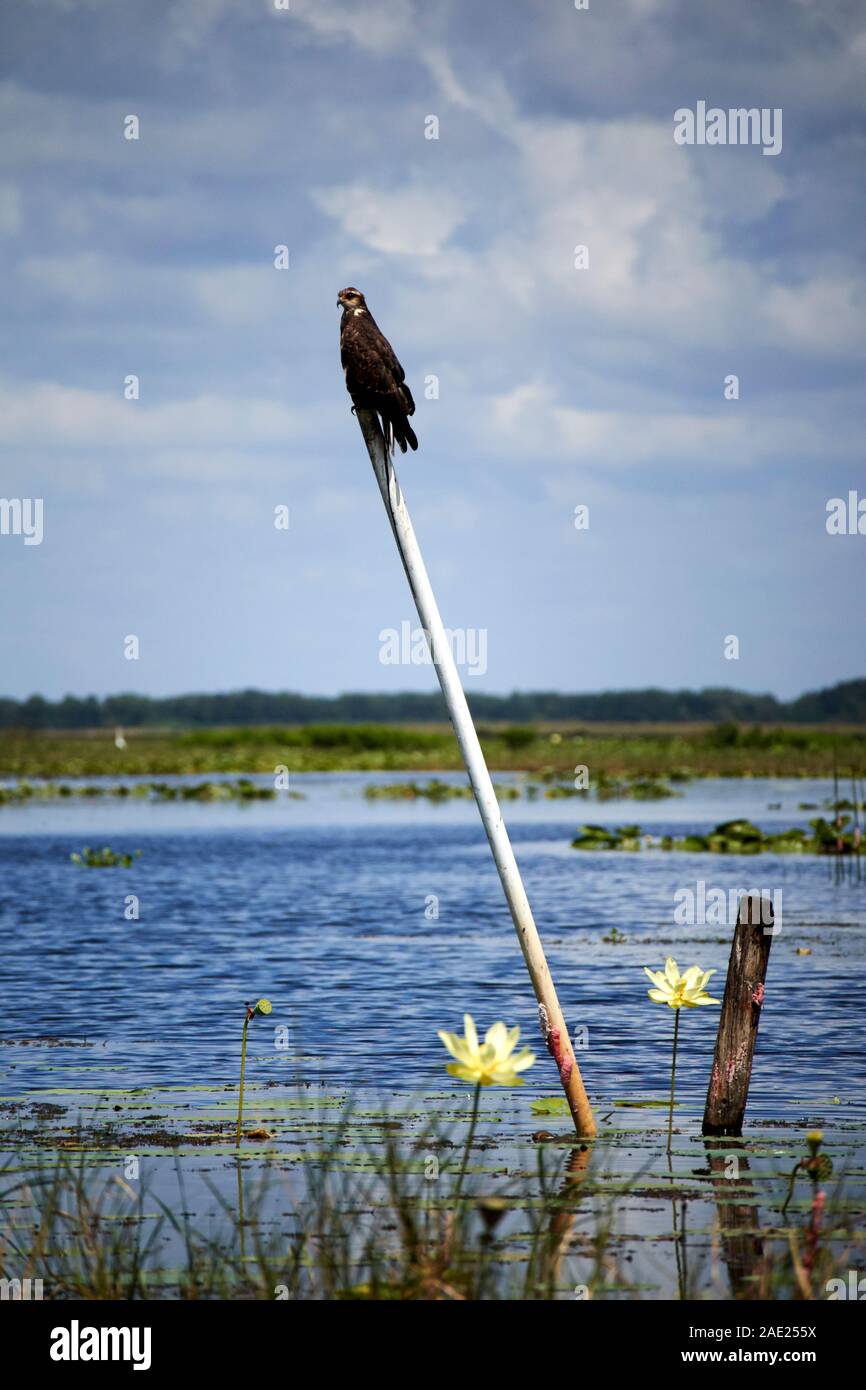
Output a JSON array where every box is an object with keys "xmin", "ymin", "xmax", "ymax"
[{"xmin": 338, "ymin": 287, "xmax": 418, "ymax": 453}]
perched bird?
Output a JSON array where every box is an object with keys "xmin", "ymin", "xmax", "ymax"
[{"xmin": 338, "ymin": 287, "xmax": 417, "ymax": 453}]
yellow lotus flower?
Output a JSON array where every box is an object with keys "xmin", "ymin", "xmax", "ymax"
[
  {"xmin": 644, "ymin": 958, "xmax": 720, "ymax": 1009},
  {"xmin": 806, "ymin": 1129, "xmax": 823, "ymax": 1156},
  {"xmin": 438, "ymin": 1014, "xmax": 536, "ymax": 1086}
]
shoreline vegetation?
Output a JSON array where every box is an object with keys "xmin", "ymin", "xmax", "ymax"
[
  {"xmin": 0, "ymin": 720, "xmax": 863, "ymax": 781},
  {"xmin": 2, "ymin": 678, "xmax": 864, "ymax": 728}
]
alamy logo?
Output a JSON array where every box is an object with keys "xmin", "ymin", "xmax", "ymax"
[
  {"xmin": 826, "ymin": 1271, "xmax": 866, "ymax": 1300},
  {"xmin": 826, "ymin": 491, "xmax": 866, "ymax": 535},
  {"xmin": 379, "ymin": 620, "xmax": 488, "ymax": 677},
  {"xmin": 49, "ymin": 1320, "xmax": 152, "ymax": 1371},
  {"xmin": 674, "ymin": 102, "xmax": 782, "ymax": 156},
  {"xmin": 674, "ymin": 883, "xmax": 781, "ymax": 934},
  {"xmin": 0, "ymin": 497, "xmax": 43, "ymax": 545}
]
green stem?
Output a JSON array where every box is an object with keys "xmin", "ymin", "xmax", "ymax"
[
  {"xmin": 781, "ymin": 1162, "xmax": 800, "ymax": 1216},
  {"xmin": 667, "ymin": 1008, "xmax": 680, "ymax": 1154},
  {"xmin": 454, "ymin": 1083, "xmax": 482, "ymax": 1205},
  {"xmin": 236, "ymin": 1014, "xmax": 249, "ymax": 1146}
]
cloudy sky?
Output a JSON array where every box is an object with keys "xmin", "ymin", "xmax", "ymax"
[{"xmin": 1, "ymin": 0, "xmax": 864, "ymax": 701}]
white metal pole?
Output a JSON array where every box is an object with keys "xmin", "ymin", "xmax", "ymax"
[{"xmin": 356, "ymin": 409, "xmax": 595, "ymax": 1137}]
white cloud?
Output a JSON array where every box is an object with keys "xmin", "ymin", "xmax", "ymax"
[
  {"xmin": 485, "ymin": 379, "xmax": 835, "ymax": 470},
  {"xmin": 420, "ymin": 45, "xmax": 519, "ymax": 135},
  {"xmin": 764, "ymin": 274, "xmax": 866, "ymax": 353},
  {"xmin": 294, "ymin": 0, "xmax": 415, "ymax": 54},
  {"xmin": 163, "ymin": 0, "xmax": 236, "ymax": 62},
  {"xmin": 312, "ymin": 180, "xmax": 464, "ymax": 256},
  {"xmin": 0, "ymin": 380, "xmax": 302, "ymax": 451}
]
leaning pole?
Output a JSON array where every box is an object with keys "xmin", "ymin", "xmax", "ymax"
[{"xmin": 355, "ymin": 409, "xmax": 595, "ymax": 1138}]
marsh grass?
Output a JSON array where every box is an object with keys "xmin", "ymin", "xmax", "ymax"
[
  {"xmin": 0, "ymin": 1132, "xmax": 627, "ymax": 1299},
  {"xmin": 1, "ymin": 722, "xmax": 863, "ymax": 780},
  {"xmin": 1, "ymin": 1103, "xmax": 862, "ymax": 1301}
]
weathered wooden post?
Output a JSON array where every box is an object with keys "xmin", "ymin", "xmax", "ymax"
[
  {"xmin": 355, "ymin": 409, "xmax": 595, "ymax": 1138},
  {"xmin": 703, "ymin": 894, "xmax": 775, "ymax": 1136}
]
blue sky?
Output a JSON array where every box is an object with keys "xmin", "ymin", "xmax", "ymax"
[{"xmin": 1, "ymin": 0, "xmax": 864, "ymax": 701}]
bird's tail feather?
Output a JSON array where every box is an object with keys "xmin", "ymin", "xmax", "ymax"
[{"xmin": 383, "ymin": 414, "xmax": 418, "ymax": 454}]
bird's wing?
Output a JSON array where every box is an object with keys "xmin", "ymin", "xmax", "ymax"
[
  {"xmin": 365, "ymin": 321, "xmax": 415, "ymax": 415},
  {"xmin": 342, "ymin": 317, "xmax": 409, "ymax": 402}
]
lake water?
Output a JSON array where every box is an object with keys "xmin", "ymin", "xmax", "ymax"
[
  {"xmin": 1, "ymin": 774, "xmax": 863, "ymax": 1299},
  {"xmin": 0, "ymin": 774, "xmax": 862, "ymax": 1113}
]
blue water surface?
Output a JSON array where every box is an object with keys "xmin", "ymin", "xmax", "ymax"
[{"xmin": 0, "ymin": 775, "xmax": 863, "ymax": 1117}]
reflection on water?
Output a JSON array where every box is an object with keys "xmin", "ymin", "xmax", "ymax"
[{"xmin": 704, "ymin": 1139, "xmax": 765, "ymax": 1298}]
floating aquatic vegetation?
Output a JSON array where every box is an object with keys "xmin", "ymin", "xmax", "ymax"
[
  {"xmin": 571, "ymin": 824, "xmax": 643, "ymax": 851},
  {"xmin": 529, "ymin": 774, "xmax": 679, "ymax": 801},
  {"xmin": 530, "ymin": 1096, "xmax": 570, "ymax": 1116},
  {"xmin": 365, "ymin": 778, "xmax": 468, "ymax": 801},
  {"xmin": 145, "ymin": 779, "xmax": 279, "ymax": 802},
  {"xmin": 0, "ymin": 778, "xmax": 299, "ymax": 805},
  {"xmin": 0, "ymin": 782, "xmax": 35, "ymax": 804},
  {"xmin": 572, "ymin": 818, "xmax": 863, "ymax": 854},
  {"xmin": 70, "ymin": 847, "xmax": 141, "ymax": 868},
  {"xmin": 595, "ymin": 772, "xmax": 679, "ymax": 801},
  {"xmin": 364, "ymin": 778, "xmax": 519, "ymax": 802},
  {"xmin": 603, "ymin": 927, "xmax": 628, "ymax": 944}
]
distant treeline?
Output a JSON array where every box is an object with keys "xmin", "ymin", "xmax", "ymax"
[{"xmin": 0, "ymin": 680, "xmax": 864, "ymax": 729}]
